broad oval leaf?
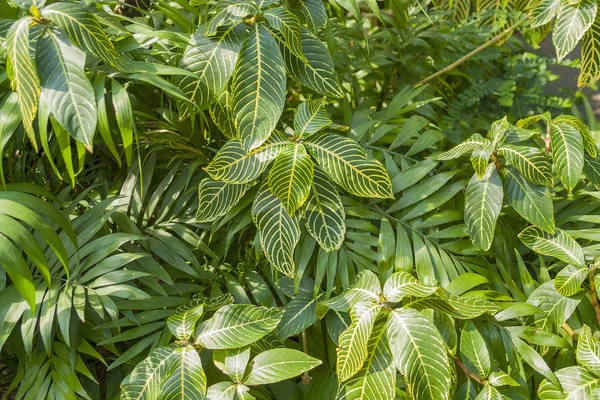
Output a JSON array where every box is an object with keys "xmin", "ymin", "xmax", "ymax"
[
  {"xmin": 275, "ymin": 290, "xmax": 317, "ymax": 339},
  {"xmin": 210, "ymin": 91, "xmax": 238, "ymax": 139},
  {"xmin": 244, "ymin": 348, "xmax": 322, "ymax": 385},
  {"xmin": 578, "ymin": 13, "xmax": 600, "ymax": 87},
  {"xmin": 166, "ymin": 298, "xmax": 204, "ymax": 341},
  {"xmin": 206, "ymin": 1, "xmax": 257, "ymax": 36},
  {"xmin": 530, "ymin": 0, "xmax": 561, "ymax": 27},
  {"xmin": 404, "ymin": 290, "xmax": 500, "ymax": 319},
  {"xmin": 555, "ymin": 366, "xmax": 600, "ymax": 399},
  {"xmin": 464, "ymin": 165, "xmax": 503, "ymax": 251},
  {"xmin": 553, "ymin": 0, "xmax": 597, "ymax": 61},
  {"xmin": 475, "ymin": 385, "xmax": 502, "ymax": 400},
  {"xmin": 382, "ymin": 271, "xmax": 437, "ymax": 302},
  {"xmin": 264, "ymin": 7, "xmax": 304, "ymax": 59},
  {"xmin": 550, "ymin": 122, "xmax": 584, "ymax": 193},
  {"xmin": 159, "ymin": 345, "xmax": 207, "ymax": 400},
  {"xmin": 195, "ymin": 304, "xmax": 282, "ymax": 349},
  {"xmin": 305, "ymin": 133, "xmax": 393, "ymax": 198},
  {"xmin": 554, "ymin": 264, "xmax": 589, "ymax": 297},
  {"xmin": 298, "ymin": 0, "xmax": 328, "ymax": 33},
  {"xmin": 576, "ymin": 325, "xmax": 600, "ymax": 375},
  {"xmin": 196, "ymin": 178, "xmax": 251, "ymax": 223},
  {"xmin": 498, "ymin": 144, "xmax": 553, "ymax": 186},
  {"xmin": 231, "ymin": 24, "xmax": 286, "ymax": 152},
  {"xmin": 386, "ymin": 308, "xmax": 453, "ymax": 400},
  {"xmin": 294, "ymin": 98, "xmax": 331, "ymax": 137},
  {"xmin": 268, "ymin": 143, "xmax": 314, "ymax": 215},
  {"xmin": 554, "ymin": 115, "xmax": 597, "ymax": 158},
  {"xmin": 121, "ymin": 346, "xmax": 178, "ymax": 400},
  {"xmin": 518, "ymin": 226, "xmax": 585, "ymax": 267},
  {"xmin": 206, "ymin": 382, "xmax": 237, "ymax": 400},
  {"xmin": 213, "ymin": 346, "xmax": 251, "ymax": 383},
  {"xmin": 252, "ymin": 182, "xmax": 300, "ymax": 277},
  {"xmin": 322, "ymin": 270, "xmax": 381, "ymax": 312}
]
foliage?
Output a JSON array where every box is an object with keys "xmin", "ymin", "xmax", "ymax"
[{"xmin": 1, "ymin": 0, "xmax": 600, "ymax": 399}]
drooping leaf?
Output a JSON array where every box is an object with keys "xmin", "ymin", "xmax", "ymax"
[
  {"xmin": 159, "ymin": 345, "xmax": 207, "ymax": 400},
  {"xmin": 382, "ymin": 271, "xmax": 437, "ymax": 302},
  {"xmin": 498, "ymin": 145, "xmax": 553, "ymax": 186},
  {"xmin": 553, "ymin": 0, "xmax": 597, "ymax": 61},
  {"xmin": 294, "ymin": 98, "xmax": 331, "ymax": 137},
  {"xmin": 244, "ymin": 349, "xmax": 321, "ymax": 385},
  {"xmin": 213, "ymin": 346, "xmax": 251, "ymax": 383},
  {"xmin": 554, "ymin": 264, "xmax": 589, "ymax": 297},
  {"xmin": 553, "ymin": 115, "xmax": 597, "ymax": 158},
  {"xmin": 433, "ymin": 133, "xmax": 488, "ymax": 160},
  {"xmin": 305, "ymin": 133, "xmax": 393, "ymax": 198},
  {"xmin": 550, "ymin": 122, "xmax": 584, "ymax": 193},
  {"xmin": 196, "ymin": 178, "xmax": 251, "ymax": 223},
  {"xmin": 519, "ymin": 226, "xmax": 585, "ymax": 267},
  {"xmin": 166, "ymin": 298, "xmax": 204, "ymax": 341},
  {"xmin": 206, "ymin": 1, "xmax": 257, "ymax": 36},
  {"xmin": 268, "ymin": 143, "xmax": 314, "ymax": 215},
  {"xmin": 120, "ymin": 346, "xmax": 178, "ymax": 400}
]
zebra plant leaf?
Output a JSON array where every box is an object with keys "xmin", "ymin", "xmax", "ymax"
[
  {"xmin": 471, "ymin": 147, "xmax": 492, "ymax": 179},
  {"xmin": 460, "ymin": 321, "xmax": 491, "ymax": 377},
  {"xmin": 166, "ymin": 298, "xmax": 205, "ymax": 341},
  {"xmin": 464, "ymin": 165, "xmax": 503, "ymax": 251},
  {"xmin": 553, "ymin": 0, "xmax": 597, "ymax": 61},
  {"xmin": 264, "ymin": 7, "xmax": 304, "ymax": 59},
  {"xmin": 475, "ymin": 385, "xmax": 502, "ymax": 400},
  {"xmin": 252, "ymin": 182, "xmax": 300, "ymax": 277},
  {"xmin": 268, "ymin": 143, "xmax": 314, "ymax": 215},
  {"xmin": 554, "ymin": 265, "xmax": 589, "ymax": 297},
  {"xmin": 121, "ymin": 346, "xmax": 178, "ymax": 400},
  {"xmin": 322, "ymin": 270, "xmax": 381, "ymax": 312},
  {"xmin": 232, "ymin": 24, "xmax": 286, "ymax": 152},
  {"xmin": 550, "ymin": 122, "xmax": 584, "ymax": 193},
  {"xmin": 382, "ymin": 271, "xmax": 437, "ymax": 302},
  {"xmin": 294, "ymin": 98, "xmax": 332, "ymax": 137},
  {"xmin": 519, "ymin": 226, "xmax": 585, "ymax": 267},
  {"xmin": 213, "ymin": 346, "xmax": 251, "ymax": 383},
  {"xmin": 498, "ymin": 145, "xmax": 553, "ymax": 186},
  {"xmin": 304, "ymin": 168, "xmax": 346, "ymax": 252},
  {"xmin": 576, "ymin": 325, "xmax": 600, "ymax": 375},
  {"xmin": 433, "ymin": 133, "xmax": 489, "ymax": 160},
  {"xmin": 298, "ymin": 0, "xmax": 328, "ymax": 32},
  {"xmin": 179, "ymin": 25, "xmax": 245, "ymax": 117},
  {"xmin": 386, "ymin": 308, "xmax": 453, "ymax": 400},
  {"xmin": 158, "ymin": 345, "xmax": 207, "ymax": 400},
  {"xmin": 195, "ymin": 304, "xmax": 282, "ymax": 349},
  {"xmin": 5, "ymin": 17, "xmax": 40, "ymax": 149},
  {"xmin": 553, "ymin": 115, "xmax": 597, "ymax": 158},
  {"xmin": 578, "ymin": 14, "xmax": 600, "ymax": 87},
  {"xmin": 305, "ymin": 133, "xmax": 393, "ymax": 199},
  {"xmin": 530, "ymin": 0, "xmax": 561, "ymax": 27},
  {"xmin": 37, "ymin": 31, "xmax": 97, "ymax": 151},
  {"xmin": 196, "ymin": 178, "xmax": 251, "ymax": 223},
  {"xmin": 275, "ymin": 290, "xmax": 317, "ymax": 339},
  {"xmin": 206, "ymin": 1, "xmax": 257, "ymax": 36},
  {"xmin": 243, "ymin": 349, "xmax": 322, "ymax": 385}
]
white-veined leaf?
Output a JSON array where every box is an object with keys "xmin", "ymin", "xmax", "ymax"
[
  {"xmin": 488, "ymin": 371, "xmax": 520, "ymax": 387},
  {"xmin": 578, "ymin": 13, "xmax": 600, "ymax": 87},
  {"xmin": 530, "ymin": 0, "xmax": 561, "ymax": 27},
  {"xmin": 196, "ymin": 178, "xmax": 251, "ymax": 223},
  {"xmin": 206, "ymin": 382, "xmax": 237, "ymax": 400},
  {"xmin": 553, "ymin": 0, "xmax": 597, "ymax": 61},
  {"xmin": 159, "ymin": 345, "xmax": 206, "ymax": 400},
  {"xmin": 386, "ymin": 308, "xmax": 453, "ymax": 400},
  {"xmin": 213, "ymin": 346, "xmax": 251, "ymax": 383},
  {"xmin": 166, "ymin": 298, "xmax": 204, "ymax": 341},
  {"xmin": 550, "ymin": 122, "xmax": 584, "ymax": 193},
  {"xmin": 498, "ymin": 144, "xmax": 553, "ymax": 186},
  {"xmin": 433, "ymin": 133, "xmax": 489, "ymax": 160},
  {"xmin": 268, "ymin": 143, "xmax": 314, "ymax": 215},
  {"xmin": 298, "ymin": 0, "xmax": 328, "ymax": 32},
  {"xmin": 519, "ymin": 226, "xmax": 585, "ymax": 267},
  {"xmin": 471, "ymin": 147, "xmax": 492, "ymax": 179},
  {"xmin": 322, "ymin": 270, "xmax": 381, "ymax": 312},
  {"xmin": 576, "ymin": 325, "xmax": 600, "ymax": 375},
  {"xmin": 244, "ymin": 348, "xmax": 321, "ymax": 385},
  {"xmin": 120, "ymin": 346, "xmax": 178, "ymax": 400},
  {"xmin": 460, "ymin": 321, "xmax": 491, "ymax": 377},
  {"xmin": 382, "ymin": 271, "xmax": 437, "ymax": 302},
  {"xmin": 305, "ymin": 133, "xmax": 393, "ymax": 198},
  {"xmin": 555, "ymin": 366, "xmax": 600, "ymax": 399},
  {"xmin": 404, "ymin": 290, "xmax": 500, "ymax": 319},
  {"xmin": 252, "ymin": 182, "xmax": 300, "ymax": 277},
  {"xmin": 210, "ymin": 91, "xmax": 238, "ymax": 139},
  {"xmin": 294, "ymin": 98, "xmax": 331, "ymax": 137},
  {"xmin": 264, "ymin": 7, "xmax": 304, "ymax": 59},
  {"xmin": 475, "ymin": 385, "xmax": 502, "ymax": 400},
  {"xmin": 554, "ymin": 264, "xmax": 589, "ymax": 297},
  {"xmin": 206, "ymin": 1, "xmax": 257, "ymax": 36},
  {"xmin": 231, "ymin": 24, "xmax": 286, "ymax": 152},
  {"xmin": 275, "ymin": 290, "xmax": 317, "ymax": 339},
  {"xmin": 554, "ymin": 114, "xmax": 597, "ymax": 158},
  {"xmin": 195, "ymin": 304, "xmax": 282, "ymax": 349}
]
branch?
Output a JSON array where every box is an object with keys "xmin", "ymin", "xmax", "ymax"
[
  {"xmin": 416, "ymin": 16, "xmax": 529, "ymax": 86},
  {"xmin": 589, "ymin": 270, "xmax": 600, "ymax": 324},
  {"xmin": 454, "ymin": 357, "xmax": 485, "ymax": 385}
]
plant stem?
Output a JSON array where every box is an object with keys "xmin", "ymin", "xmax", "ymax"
[
  {"xmin": 561, "ymin": 322, "xmax": 578, "ymax": 340},
  {"xmin": 416, "ymin": 16, "xmax": 529, "ymax": 86},
  {"xmin": 301, "ymin": 330, "xmax": 311, "ymax": 384},
  {"xmin": 589, "ymin": 270, "xmax": 600, "ymax": 324},
  {"xmin": 454, "ymin": 357, "xmax": 485, "ymax": 385}
]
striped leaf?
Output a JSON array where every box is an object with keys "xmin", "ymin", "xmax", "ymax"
[
  {"xmin": 337, "ymin": 314, "xmax": 395, "ymax": 400},
  {"xmin": 504, "ymin": 167, "xmax": 555, "ymax": 234},
  {"xmin": 213, "ymin": 346, "xmax": 251, "ymax": 383},
  {"xmin": 550, "ymin": 122, "xmax": 584, "ymax": 193},
  {"xmin": 196, "ymin": 178, "xmax": 251, "ymax": 223},
  {"xmin": 42, "ymin": 2, "xmax": 124, "ymax": 68},
  {"xmin": 488, "ymin": 371, "xmax": 519, "ymax": 387},
  {"xmin": 206, "ymin": 382, "xmax": 237, "ymax": 400},
  {"xmin": 268, "ymin": 143, "xmax": 314, "ymax": 215},
  {"xmin": 460, "ymin": 321, "xmax": 491, "ymax": 377},
  {"xmin": 471, "ymin": 147, "xmax": 492, "ymax": 179},
  {"xmin": 294, "ymin": 98, "xmax": 332, "ymax": 137},
  {"xmin": 276, "ymin": 27, "xmax": 343, "ymax": 98},
  {"xmin": 336, "ymin": 301, "xmax": 381, "ymax": 382},
  {"xmin": 37, "ymin": 31, "xmax": 97, "ymax": 151},
  {"xmin": 576, "ymin": 325, "xmax": 600, "ymax": 375},
  {"xmin": 554, "ymin": 115, "xmax": 597, "ymax": 158},
  {"xmin": 304, "ymin": 168, "xmax": 346, "ymax": 252},
  {"xmin": 322, "ymin": 270, "xmax": 381, "ymax": 312},
  {"xmin": 264, "ymin": 7, "xmax": 304, "ymax": 59},
  {"xmin": 210, "ymin": 91, "xmax": 238, "ymax": 139},
  {"xmin": 275, "ymin": 290, "xmax": 317, "ymax": 339},
  {"xmin": 584, "ymin": 155, "xmax": 600, "ymax": 189},
  {"xmin": 553, "ymin": 0, "xmax": 597, "ymax": 61},
  {"xmin": 519, "ymin": 226, "xmax": 585, "ymax": 267},
  {"xmin": 5, "ymin": 17, "xmax": 40, "ymax": 148},
  {"xmin": 206, "ymin": 1, "xmax": 257, "ymax": 36},
  {"xmin": 244, "ymin": 349, "xmax": 322, "ymax": 385},
  {"xmin": 464, "ymin": 165, "xmax": 503, "ymax": 251},
  {"xmin": 404, "ymin": 290, "xmax": 500, "ymax": 319},
  {"xmin": 159, "ymin": 345, "xmax": 206, "ymax": 400},
  {"xmin": 386, "ymin": 308, "xmax": 453, "ymax": 400},
  {"xmin": 298, "ymin": 0, "xmax": 328, "ymax": 33},
  {"xmin": 195, "ymin": 304, "xmax": 282, "ymax": 349},
  {"xmin": 530, "ymin": 0, "xmax": 561, "ymax": 27},
  {"xmin": 554, "ymin": 366, "xmax": 600, "ymax": 398},
  {"xmin": 433, "ymin": 133, "xmax": 489, "ymax": 160},
  {"xmin": 121, "ymin": 346, "xmax": 178, "ymax": 400},
  {"xmin": 252, "ymin": 182, "xmax": 300, "ymax": 277},
  {"xmin": 383, "ymin": 271, "xmax": 437, "ymax": 302},
  {"xmin": 305, "ymin": 133, "xmax": 393, "ymax": 198},
  {"xmin": 166, "ymin": 298, "xmax": 204, "ymax": 341},
  {"xmin": 205, "ymin": 132, "xmax": 290, "ymax": 183},
  {"xmin": 578, "ymin": 14, "xmax": 600, "ymax": 87},
  {"xmin": 231, "ymin": 24, "xmax": 286, "ymax": 152},
  {"xmin": 554, "ymin": 265, "xmax": 589, "ymax": 297},
  {"xmin": 498, "ymin": 145, "xmax": 553, "ymax": 186},
  {"xmin": 475, "ymin": 385, "xmax": 502, "ymax": 400},
  {"xmin": 178, "ymin": 25, "xmax": 244, "ymax": 117}
]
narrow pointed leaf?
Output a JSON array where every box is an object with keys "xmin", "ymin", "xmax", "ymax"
[{"xmin": 550, "ymin": 122, "xmax": 584, "ymax": 193}]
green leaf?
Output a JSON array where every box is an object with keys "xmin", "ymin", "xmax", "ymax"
[
  {"xmin": 578, "ymin": 14, "xmax": 600, "ymax": 87},
  {"xmin": 120, "ymin": 346, "xmax": 178, "ymax": 400},
  {"xmin": 304, "ymin": 168, "xmax": 346, "ymax": 252},
  {"xmin": 576, "ymin": 325, "xmax": 600, "ymax": 375},
  {"xmin": 277, "ymin": 27, "xmax": 343, "ymax": 98},
  {"xmin": 530, "ymin": 0, "xmax": 561, "ymax": 27},
  {"xmin": 231, "ymin": 24, "xmax": 286, "ymax": 152},
  {"xmin": 498, "ymin": 145, "xmax": 553, "ymax": 186},
  {"xmin": 518, "ymin": 226, "xmax": 585, "ymax": 267},
  {"xmin": 584, "ymin": 155, "xmax": 600, "ymax": 189},
  {"xmin": 264, "ymin": 7, "xmax": 304, "ymax": 59},
  {"xmin": 554, "ymin": 366, "xmax": 600, "ymax": 398},
  {"xmin": 464, "ymin": 165, "xmax": 503, "ymax": 251},
  {"xmin": 510, "ymin": 335, "xmax": 559, "ymax": 387},
  {"xmin": 206, "ymin": 382, "xmax": 237, "ymax": 400},
  {"xmin": 37, "ymin": 31, "xmax": 97, "ymax": 151},
  {"xmin": 5, "ymin": 17, "xmax": 40, "ymax": 149},
  {"xmin": 504, "ymin": 167, "xmax": 555, "ymax": 234},
  {"xmin": 475, "ymin": 385, "xmax": 502, "ymax": 400},
  {"xmin": 433, "ymin": 133, "xmax": 488, "ymax": 161},
  {"xmin": 178, "ymin": 25, "xmax": 244, "ymax": 117},
  {"xmin": 244, "ymin": 348, "xmax": 321, "ymax": 385},
  {"xmin": 337, "ymin": 314, "xmax": 395, "ymax": 400},
  {"xmin": 275, "ymin": 290, "xmax": 317, "ymax": 339},
  {"xmin": 252, "ymin": 182, "xmax": 300, "ymax": 277},
  {"xmin": 322, "ymin": 270, "xmax": 380, "ymax": 312},
  {"xmin": 210, "ymin": 91, "xmax": 238, "ymax": 139},
  {"xmin": 336, "ymin": 301, "xmax": 381, "ymax": 382},
  {"xmin": 213, "ymin": 346, "xmax": 251, "ymax": 383},
  {"xmin": 382, "ymin": 271, "xmax": 437, "ymax": 302},
  {"xmin": 554, "ymin": 264, "xmax": 589, "ymax": 297},
  {"xmin": 553, "ymin": 0, "xmax": 597, "ymax": 61},
  {"xmin": 0, "ymin": 234, "xmax": 36, "ymax": 310},
  {"xmin": 460, "ymin": 321, "xmax": 491, "ymax": 377},
  {"xmin": 488, "ymin": 371, "xmax": 520, "ymax": 387},
  {"xmin": 554, "ymin": 115, "xmax": 597, "ymax": 158},
  {"xmin": 471, "ymin": 147, "xmax": 492, "ymax": 179},
  {"xmin": 166, "ymin": 298, "xmax": 204, "ymax": 341},
  {"xmin": 196, "ymin": 178, "xmax": 251, "ymax": 223},
  {"xmin": 298, "ymin": 0, "xmax": 328, "ymax": 33},
  {"xmin": 268, "ymin": 143, "xmax": 314, "ymax": 215},
  {"xmin": 294, "ymin": 98, "xmax": 332, "ymax": 137},
  {"xmin": 550, "ymin": 122, "xmax": 584, "ymax": 193},
  {"xmin": 305, "ymin": 133, "xmax": 393, "ymax": 198},
  {"xmin": 404, "ymin": 290, "xmax": 500, "ymax": 319},
  {"xmin": 206, "ymin": 1, "xmax": 257, "ymax": 36},
  {"xmin": 205, "ymin": 132, "xmax": 290, "ymax": 183},
  {"xmin": 111, "ymin": 79, "xmax": 134, "ymax": 166},
  {"xmin": 159, "ymin": 345, "xmax": 207, "ymax": 400},
  {"xmin": 195, "ymin": 304, "xmax": 282, "ymax": 349},
  {"xmin": 386, "ymin": 308, "xmax": 453, "ymax": 400}
]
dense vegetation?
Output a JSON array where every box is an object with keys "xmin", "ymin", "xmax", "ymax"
[{"xmin": 1, "ymin": 0, "xmax": 600, "ymax": 398}]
